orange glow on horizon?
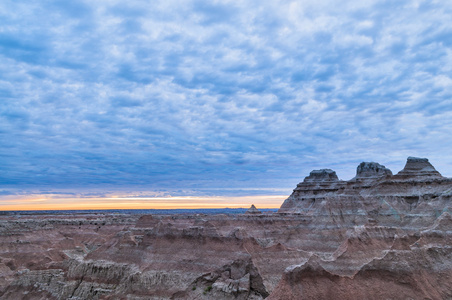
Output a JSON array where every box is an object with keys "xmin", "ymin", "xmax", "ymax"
[{"xmin": 0, "ymin": 195, "xmax": 286, "ymax": 211}]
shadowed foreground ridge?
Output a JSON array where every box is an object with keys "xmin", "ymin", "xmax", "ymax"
[{"xmin": 1, "ymin": 157, "xmax": 451, "ymax": 299}]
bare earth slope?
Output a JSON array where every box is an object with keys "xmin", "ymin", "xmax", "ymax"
[{"xmin": 1, "ymin": 157, "xmax": 451, "ymax": 299}]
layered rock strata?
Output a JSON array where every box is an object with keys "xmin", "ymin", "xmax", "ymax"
[
  {"xmin": 275, "ymin": 157, "xmax": 452, "ymax": 299},
  {"xmin": 0, "ymin": 157, "xmax": 451, "ymax": 299},
  {"xmin": 279, "ymin": 157, "xmax": 451, "ymax": 228}
]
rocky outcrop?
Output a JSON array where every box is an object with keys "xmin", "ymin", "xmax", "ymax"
[
  {"xmin": 354, "ymin": 162, "xmax": 392, "ymax": 179},
  {"xmin": 177, "ymin": 258, "xmax": 269, "ymax": 299},
  {"xmin": 394, "ymin": 156, "xmax": 443, "ymax": 179},
  {"xmin": 246, "ymin": 204, "xmax": 262, "ymax": 214},
  {"xmin": 271, "ymin": 156, "xmax": 452, "ymax": 298},
  {"xmin": 303, "ymin": 169, "xmax": 339, "ymax": 182},
  {"xmin": 278, "ymin": 157, "xmax": 452, "ymax": 226}
]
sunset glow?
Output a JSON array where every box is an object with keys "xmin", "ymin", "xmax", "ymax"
[{"xmin": 0, "ymin": 195, "xmax": 286, "ymax": 211}]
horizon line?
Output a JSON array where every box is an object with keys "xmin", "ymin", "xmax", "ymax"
[{"xmin": 0, "ymin": 195, "xmax": 287, "ymax": 211}]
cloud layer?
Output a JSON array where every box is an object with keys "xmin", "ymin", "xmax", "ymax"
[{"xmin": 1, "ymin": 0, "xmax": 452, "ymax": 194}]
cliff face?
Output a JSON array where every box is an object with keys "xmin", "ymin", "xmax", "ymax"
[
  {"xmin": 0, "ymin": 214, "xmax": 313, "ymax": 299},
  {"xmin": 274, "ymin": 157, "xmax": 452, "ymax": 299},
  {"xmin": 279, "ymin": 157, "xmax": 451, "ymax": 227},
  {"xmin": 0, "ymin": 157, "xmax": 451, "ymax": 299},
  {"xmin": 268, "ymin": 212, "xmax": 452, "ymax": 300}
]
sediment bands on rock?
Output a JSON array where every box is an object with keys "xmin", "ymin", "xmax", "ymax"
[{"xmin": 0, "ymin": 157, "xmax": 451, "ymax": 299}]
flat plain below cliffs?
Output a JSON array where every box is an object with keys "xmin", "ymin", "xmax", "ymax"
[{"xmin": 1, "ymin": 157, "xmax": 451, "ymax": 300}]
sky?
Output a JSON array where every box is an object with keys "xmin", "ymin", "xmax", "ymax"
[{"xmin": 1, "ymin": 0, "xmax": 452, "ymax": 210}]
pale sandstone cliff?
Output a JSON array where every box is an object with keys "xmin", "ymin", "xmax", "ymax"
[{"xmin": 0, "ymin": 157, "xmax": 451, "ymax": 299}]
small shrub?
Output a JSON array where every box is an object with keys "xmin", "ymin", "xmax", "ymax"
[
  {"xmin": 192, "ymin": 286, "xmax": 196, "ymax": 291},
  {"xmin": 204, "ymin": 286, "xmax": 212, "ymax": 292}
]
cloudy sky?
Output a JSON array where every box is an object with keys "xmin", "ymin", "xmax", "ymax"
[{"xmin": 1, "ymin": 0, "xmax": 452, "ymax": 209}]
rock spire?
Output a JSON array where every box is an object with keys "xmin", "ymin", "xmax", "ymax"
[
  {"xmin": 394, "ymin": 156, "xmax": 442, "ymax": 178},
  {"xmin": 354, "ymin": 162, "xmax": 392, "ymax": 179},
  {"xmin": 246, "ymin": 204, "xmax": 262, "ymax": 214}
]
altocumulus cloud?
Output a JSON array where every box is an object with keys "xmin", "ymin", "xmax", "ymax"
[{"xmin": 1, "ymin": 0, "xmax": 452, "ymax": 193}]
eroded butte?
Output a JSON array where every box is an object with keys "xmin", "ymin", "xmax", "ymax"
[{"xmin": 1, "ymin": 157, "xmax": 451, "ymax": 299}]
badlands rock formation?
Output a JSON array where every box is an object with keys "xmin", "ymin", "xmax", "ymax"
[
  {"xmin": 246, "ymin": 204, "xmax": 262, "ymax": 214},
  {"xmin": 0, "ymin": 157, "xmax": 451, "ymax": 299},
  {"xmin": 275, "ymin": 157, "xmax": 452, "ymax": 299}
]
